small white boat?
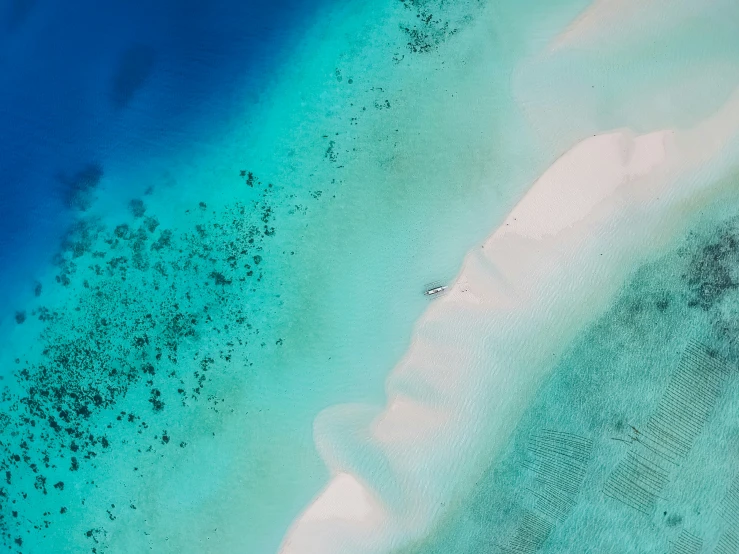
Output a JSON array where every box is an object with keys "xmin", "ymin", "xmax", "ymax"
[{"xmin": 424, "ymin": 285, "xmax": 447, "ymax": 296}]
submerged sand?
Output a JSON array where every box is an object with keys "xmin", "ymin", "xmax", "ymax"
[
  {"xmin": 2, "ymin": 0, "xmax": 738, "ymax": 550},
  {"xmin": 280, "ymin": 89, "xmax": 739, "ymax": 553}
]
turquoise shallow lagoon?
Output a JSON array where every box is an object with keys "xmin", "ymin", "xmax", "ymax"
[{"xmin": 1, "ymin": 0, "xmax": 739, "ymax": 552}]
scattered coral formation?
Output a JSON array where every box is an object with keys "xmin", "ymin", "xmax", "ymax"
[{"xmin": 0, "ymin": 171, "xmax": 322, "ymax": 551}]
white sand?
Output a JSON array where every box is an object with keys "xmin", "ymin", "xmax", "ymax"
[
  {"xmin": 548, "ymin": 0, "xmax": 700, "ymax": 52},
  {"xmin": 279, "ymin": 89, "xmax": 739, "ymax": 554}
]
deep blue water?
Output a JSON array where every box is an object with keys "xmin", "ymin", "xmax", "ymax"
[{"xmin": 0, "ymin": 0, "xmax": 323, "ymax": 318}]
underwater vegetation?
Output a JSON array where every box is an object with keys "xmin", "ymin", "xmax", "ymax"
[{"xmin": 56, "ymin": 163, "xmax": 104, "ymax": 213}]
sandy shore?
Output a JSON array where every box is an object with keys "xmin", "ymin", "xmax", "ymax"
[{"xmin": 279, "ymin": 89, "xmax": 739, "ymax": 554}]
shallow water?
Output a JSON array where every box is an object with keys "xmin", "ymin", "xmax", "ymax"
[
  {"xmin": 392, "ymin": 211, "xmax": 739, "ymax": 553},
  {"xmin": 2, "ymin": 0, "xmax": 739, "ymax": 552},
  {"xmin": 0, "ymin": 0, "xmax": 560, "ymax": 550}
]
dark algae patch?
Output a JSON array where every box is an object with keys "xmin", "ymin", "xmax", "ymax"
[
  {"xmin": 0, "ymin": 171, "xmax": 322, "ymax": 551},
  {"xmin": 684, "ymin": 224, "xmax": 739, "ymax": 310},
  {"xmin": 396, "ymin": 0, "xmax": 483, "ymax": 54},
  {"xmin": 57, "ymin": 163, "xmax": 104, "ymax": 212},
  {"xmin": 680, "ymin": 217, "xmax": 739, "ymax": 363}
]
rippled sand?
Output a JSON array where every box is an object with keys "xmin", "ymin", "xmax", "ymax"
[
  {"xmin": 2, "ymin": 0, "xmax": 739, "ymax": 552},
  {"xmin": 281, "ymin": 94, "xmax": 739, "ymax": 552}
]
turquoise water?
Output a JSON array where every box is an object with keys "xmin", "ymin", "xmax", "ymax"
[
  {"xmin": 394, "ymin": 212, "xmax": 739, "ymax": 553},
  {"xmin": 2, "ymin": 0, "xmax": 739, "ymax": 552},
  {"xmin": 1, "ymin": 0, "xmax": 555, "ymax": 550}
]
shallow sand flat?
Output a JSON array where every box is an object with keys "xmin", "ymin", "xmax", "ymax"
[
  {"xmin": 0, "ymin": 0, "xmax": 603, "ymax": 551},
  {"xmin": 280, "ymin": 87, "xmax": 739, "ymax": 553},
  {"xmin": 515, "ymin": 0, "xmax": 739, "ymax": 155},
  {"xmin": 549, "ymin": 0, "xmax": 703, "ymax": 52}
]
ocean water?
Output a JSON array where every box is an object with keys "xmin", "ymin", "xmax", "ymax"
[
  {"xmin": 278, "ymin": 0, "xmax": 739, "ymax": 552},
  {"xmin": 2, "ymin": 0, "xmax": 739, "ymax": 553},
  {"xmin": 0, "ymin": 0, "xmax": 320, "ymax": 318},
  {"xmin": 379, "ymin": 3, "xmax": 739, "ymax": 552},
  {"xmin": 0, "ymin": 0, "xmax": 566, "ymax": 550}
]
